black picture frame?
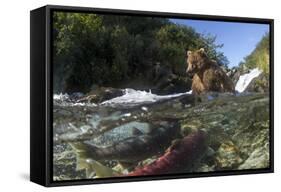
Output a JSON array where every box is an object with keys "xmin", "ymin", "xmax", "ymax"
[{"xmin": 30, "ymin": 4, "xmax": 274, "ymax": 187}]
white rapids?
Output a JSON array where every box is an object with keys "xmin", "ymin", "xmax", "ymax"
[
  {"xmin": 235, "ymin": 68, "xmax": 262, "ymax": 93},
  {"xmin": 101, "ymin": 88, "xmax": 192, "ymax": 106},
  {"xmin": 54, "ymin": 68, "xmax": 262, "ymax": 107},
  {"xmin": 53, "ymin": 93, "xmax": 97, "ymax": 107},
  {"xmin": 53, "ymin": 93, "xmax": 70, "ymax": 101}
]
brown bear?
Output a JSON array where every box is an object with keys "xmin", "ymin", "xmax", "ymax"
[{"xmin": 186, "ymin": 48, "xmax": 234, "ymax": 95}]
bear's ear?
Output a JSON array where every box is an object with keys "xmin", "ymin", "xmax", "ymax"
[
  {"xmin": 199, "ymin": 48, "xmax": 205, "ymax": 53},
  {"xmin": 199, "ymin": 48, "xmax": 207, "ymax": 57},
  {"xmin": 187, "ymin": 50, "xmax": 192, "ymax": 56}
]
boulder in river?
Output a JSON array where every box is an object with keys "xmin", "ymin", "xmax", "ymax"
[
  {"xmin": 78, "ymin": 87, "xmax": 124, "ymax": 104},
  {"xmin": 154, "ymin": 74, "xmax": 192, "ymax": 95},
  {"xmin": 231, "ymin": 66, "xmax": 269, "ymax": 93},
  {"xmin": 244, "ymin": 72, "xmax": 269, "ymax": 93},
  {"xmin": 53, "ymin": 88, "xmax": 270, "ymax": 180}
]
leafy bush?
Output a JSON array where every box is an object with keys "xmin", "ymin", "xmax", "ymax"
[
  {"xmin": 53, "ymin": 12, "xmax": 229, "ymax": 93},
  {"xmin": 239, "ymin": 34, "xmax": 270, "ymax": 75}
]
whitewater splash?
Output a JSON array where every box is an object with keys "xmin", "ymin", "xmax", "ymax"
[
  {"xmin": 54, "ymin": 67, "xmax": 261, "ymax": 107},
  {"xmin": 235, "ymin": 68, "xmax": 262, "ymax": 93},
  {"xmin": 54, "ymin": 89, "xmax": 192, "ymax": 107},
  {"xmin": 53, "ymin": 93, "xmax": 97, "ymax": 107},
  {"xmin": 53, "ymin": 93, "xmax": 70, "ymax": 101},
  {"xmin": 101, "ymin": 89, "xmax": 192, "ymax": 106}
]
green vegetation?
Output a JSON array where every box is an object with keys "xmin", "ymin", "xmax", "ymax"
[
  {"xmin": 53, "ymin": 12, "xmax": 228, "ymax": 93},
  {"xmin": 239, "ymin": 34, "xmax": 270, "ymax": 75}
]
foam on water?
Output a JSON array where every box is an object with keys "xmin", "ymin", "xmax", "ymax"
[
  {"xmin": 235, "ymin": 68, "xmax": 262, "ymax": 93},
  {"xmin": 54, "ymin": 67, "xmax": 260, "ymax": 107},
  {"xmin": 53, "ymin": 93, "xmax": 97, "ymax": 107},
  {"xmin": 53, "ymin": 93, "xmax": 70, "ymax": 101},
  {"xmin": 101, "ymin": 88, "xmax": 192, "ymax": 106}
]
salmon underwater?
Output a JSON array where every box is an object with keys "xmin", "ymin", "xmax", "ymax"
[
  {"xmin": 69, "ymin": 121, "xmax": 181, "ymax": 163},
  {"xmin": 72, "ymin": 130, "xmax": 207, "ymax": 178},
  {"xmin": 126, "ymin": 130, "xmax": 208, "ymax": 176},
  {"xmin": 53, "ymin": 91, "xmax": 270, "ymax": 180}
]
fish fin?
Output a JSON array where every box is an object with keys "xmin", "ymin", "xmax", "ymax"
[
  {"xmin": 76, "ymin": 154, "xmax": 89, "ymax": 171},
  {"xmin": 86, "ymin": 159, "xmax": 119, "ymax": 178},
  {"xmin": 69, "ymin": 142, "xmax": 90, "ymax": 152},
  {"xmin": 68, "ymin": 142, "xmax": 117, "ymax": 178},
  {"xmin": 167, "ymin": 139, "xmax": 182, "ymax": 152},
  {"xmin": 68, "ymin": 142, "xmax": 96, "ymax": 171},
  {"xmin": 132, "ymin": 127, "xmax": 143, "ymax": 136},
  {"xmin": 75, "ymin": 158, "xmax": 94, "ymax": 177}
]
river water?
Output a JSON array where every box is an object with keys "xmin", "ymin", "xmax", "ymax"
[{"xmin": 53, "ymin": 69, "xmax": 270, "ymax": 181}]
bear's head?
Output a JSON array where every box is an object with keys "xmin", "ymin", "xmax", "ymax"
[{"xmin": 186, "ymin": 48, "xmax": 208, "ymax": 74}]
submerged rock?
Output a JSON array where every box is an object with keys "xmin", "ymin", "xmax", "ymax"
[
  {"xmin": 78, "ymin": 87, "xmax": 123, "ymax": 104},
  {"xmin": 180, "ymin": 93, "xmax": 270, "ymax": 172},
  {"xmin": 215, "ymin": 141, "xmax": 243, "ymax": 170},
  {"xmin": 234, "ymin": 121, "xmax": 270, "ymax": 169},
  {"xmin": 238, "ymin": 145, "xmax": 269, "ymax": 169},
  {"xmin": 53, "ymin": 89, "xmax": 270, "ymax": 180}
]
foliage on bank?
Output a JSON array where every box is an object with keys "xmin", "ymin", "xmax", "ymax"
[{"xmin": 53, "ymin": 12, "xmax": 229, "ymax": 93}]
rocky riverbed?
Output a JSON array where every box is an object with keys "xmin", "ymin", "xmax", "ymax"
[{"xmin": 53, "ymin": 89, "xmax": 270, "ymax": 181}]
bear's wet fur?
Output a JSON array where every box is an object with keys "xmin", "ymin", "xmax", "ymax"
[{"xmin": 186, "ymin": 48, "xmax": 234, "ymax": 95}]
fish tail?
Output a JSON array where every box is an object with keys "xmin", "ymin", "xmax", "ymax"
[
  {"xmin": 86, "ymin": 159, "xmax": 117, "ymax": 178},
  {"xmin": 68, "ymin": 142, "xmax": 96, "ymax": 171},
  {"xmin": 68, "ymin": 142, "xmax": 117, "ymax": 178}
]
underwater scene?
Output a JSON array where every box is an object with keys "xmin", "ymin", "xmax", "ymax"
[{"xmin": 52, "ymin": 11, "xmax": 271, "ymax": 181}]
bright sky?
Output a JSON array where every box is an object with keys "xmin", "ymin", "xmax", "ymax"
[{"xmin": 170, "ymin": 19, "xmax": 269, "ymax": 67}]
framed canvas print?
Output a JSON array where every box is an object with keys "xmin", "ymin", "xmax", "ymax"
[{"xmin": 30, "ymin": 5, "xmax": 274, "ymax": 187}]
